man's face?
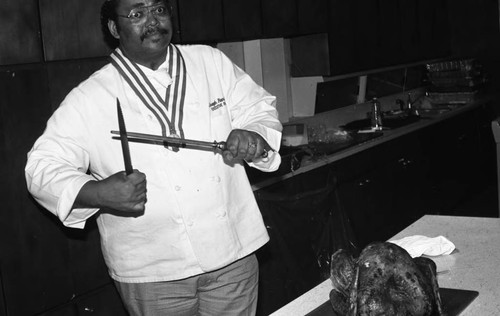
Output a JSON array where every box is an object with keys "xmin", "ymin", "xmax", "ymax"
[{"xmin": 109, "ymin": 0, "xmax": 173, "ymax": 64}]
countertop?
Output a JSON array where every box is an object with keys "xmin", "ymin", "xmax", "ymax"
[
  {"xmin": 252, "ymin": 97, "xmax": 491, "ymax": 191},
  {"xmin": 270, "ymin": 215, "xmax": 500, "ymax": 316}
]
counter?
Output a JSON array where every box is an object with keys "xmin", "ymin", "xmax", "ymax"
[
  {"xmin": 252, "ymin": 97, "xmax": 491, "ymax": 191},
  {"xmin": 270, "ymin": 215, "xmax": 500, "ymax": 316}
]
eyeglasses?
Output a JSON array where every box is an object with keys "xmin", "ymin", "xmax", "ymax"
[{"xmin": 117, "ymin": 3, "xmax": 172, "ymax": 24}]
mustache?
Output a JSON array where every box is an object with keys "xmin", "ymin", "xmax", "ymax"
[{"xmin": 140, "ymin": 27, "xmax": 169, "ymax": 41}]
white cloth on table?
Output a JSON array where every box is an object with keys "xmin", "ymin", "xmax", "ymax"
[{"xmin": 389, "ymin": 235, "xmax": 455, "ymax": 258}]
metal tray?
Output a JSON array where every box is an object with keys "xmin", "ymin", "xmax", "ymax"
[{"xmin": 306, "ymin": 288, "xmax": 479, "ymax": 316}]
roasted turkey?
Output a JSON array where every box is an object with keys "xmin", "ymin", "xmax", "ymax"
[{"xmin": 329, "ymin": 242, "xmax": 443, "ymax": 316}]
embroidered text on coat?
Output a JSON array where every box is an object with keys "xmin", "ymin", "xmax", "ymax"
[{"xmin": 209, "ymin": 98, "xmax": 226, "ymax": 111}]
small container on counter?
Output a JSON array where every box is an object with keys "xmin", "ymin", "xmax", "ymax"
[{"xmin": 371, "ymin": 97, "xmax": 383, "ymax": 130}]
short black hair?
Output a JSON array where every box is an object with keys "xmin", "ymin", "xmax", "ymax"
[{"xmin": 100, "ymin": 0, "xmax": 120, "ymax": 48}]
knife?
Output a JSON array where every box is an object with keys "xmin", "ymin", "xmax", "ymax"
[{"xmin": 116, "ymin": 98, "xmax": 133, "ymax": 175}]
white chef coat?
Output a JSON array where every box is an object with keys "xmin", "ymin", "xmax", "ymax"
[{"xmin": 25, "ymin": 45, "xmax": 282, "ymax": 283}]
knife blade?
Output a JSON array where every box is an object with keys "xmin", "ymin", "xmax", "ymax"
[{"xmin": 116, "ymin": 98, "xmax": 133, "ymax": 175}]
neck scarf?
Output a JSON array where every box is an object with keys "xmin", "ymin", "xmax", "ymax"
[{"xmin": 110, "ymin": 44, "xmax": 187, "ymax": 138}]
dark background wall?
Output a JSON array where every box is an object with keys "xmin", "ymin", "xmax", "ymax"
[{"xmin": 1, "ymin": 0, "xmax": 499, "ymax": 315}]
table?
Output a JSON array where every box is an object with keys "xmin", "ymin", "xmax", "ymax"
[{"xmin": 270, "ymin": 215, "xmax": 500, "ymax": 316}]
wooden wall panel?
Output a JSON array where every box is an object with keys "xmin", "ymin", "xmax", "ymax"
[
  {"xmin": 0, "ymin": 0, "xmax": 43, "ymax": 65},
  {"xmin": 39, "ymin": 0, "xmax": 110, "ymax": 61},
  {"xmin": 39, "ymin": 0, "xmax": 79, "ymax": 60},
  {"xmin": 328, "ymin": 0, "xmax": 452, "ymax": 76},
  {"xmin": 222, "ymin": 0, "xmax": 262, "ymax": 41},
  {"xmin": 46, "ymin": 59, "xmax": 109, "ymax": 110},
  {"xmin": 432, "ymin": 0, "xmax": 451, "ymax": 59},
  {"xmin": 400, "ymin": 0, "xmax": 421, "ymax": 63},
  {"xmin": 352, "ymin": 0, "xmax": 379, "ymax": 71},
  {"xmin": 0, "ymin": 268, "xmax": 6, "ymax": 316},
  {"xmin": 0, "ymin": 60, "xmax": 115, "ymax": 314},
  {"xmin": 442, "ymin": 0, "xmax": 498, "ymax": 59},
  {"xmin": 77, "ymin": 0, "xmax": 113, "ymax": 58},
  {"xmin": 296, "ymin": 0, "xmax": 328, "ymax": 35},
  {"xmin": 67, "ymin": 219, "xmax": 111, "ymax": 296},
  {"xmin": 329, "ymin": 0, "xmax": 374, "ymax": 75},
  {"xmin": 290, "ymin": 33, "xmax": 330, "ymax": 77},
  {"xmin": 377, "ymin": 0, "xmax": 402, "ymax": 67},
  {"xmin": 261, "ymin": 0, "xmax": 298, "ymax": 38},
  {"xmin": 0, "ymin": 66, "xmax": 74, "ymax": 315},
  {"xmin": 177, "ymin": 0, "xmax": 225, "ymax": 43},
  {"xmin": 170, "ymin": 0, "xmax": 182, "ymax": 43}
]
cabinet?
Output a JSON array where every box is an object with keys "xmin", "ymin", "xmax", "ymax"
[
  {"xmin": 0, "ymin": 0, "xmax": 42, "ymax": 65},
  {"xmin": 174, "ymin": 0, "xmax": 328, "ymax": 43},
  {"xmin": 322, "ymin": 0, "xmax": 451, "ymax": 76},
  {"xmin": 222, "ymin": 0, "xmax": 262, "ymax": 41},
  {"xmin": 333, "ymin": 104, "xmax": 493, "ymax": 245},
  {"xmin": 39, "ymin": 0, "xmax": 111, "ymax": 61},
  {"xmin": 261, "ymin": 0, "xmax": 328, "ymax": 39},
  {"xmin": 420, "ymin": 103, "xmax": 496, "ymax": 214},
  {"xmin": 327, "ymin": 0, "xmax": 377, "ymax": 75},
  {"xmin": 46, "ymin": 59, "xmax": 109, "ymax": 110},
  {"xmin": 386, "ymin": 137, "xmax": 429, "ymax": 231},
  {"xmin": 177, "ymin": 0, "xmax": 225, "ymax": 43},
  {"xmin": 336, "ymin": 167, "xmax": 390, "ymax": 247},
  {"xmin": 252, "ymin": 102, "xmax": 496, "ymax": 314},
  {"xmin": 255, "ymin": 165, "xmax": 335, "ymax": 315},
  {"xmin": 74, "ymin": 284, "xmax": 127, "ymax": 316},
  {"xmin": 376, "ymin": 134, "xmax": 429, "ymax": 237},
  {"xmin": 0, "ymin": 66, "xmax": 73, "ymax": 315},
  {"xmin": 0, "ymin": 64, "xmax": 121, "ymax": 315},
  {"xmin": 447, "ymin": 0, "xmax": 500, "ymax": 58},
  {"xmin": 290, "ymin": 33, "xmax": 330, "ymax": 77},
  {"xmin": 417, "ymin": 0, "xmax": 451, "ymax": 61},
  {"xmin": 296, "ymin": 0, "xmax": 328, "ymax": 35},
  {"xmin": 39, "ymin": 283, "xmax": 127, "ymax": 316},
  {"xmin": 422, "ymin": 113, "xmax": 477, "ymax": 213},
  {"xmin": 261, "ymin": 0, "xmax": 299, "ymax": 38},
  {"xmin": 399, "ymin": 0, "xmax": 421, "ymax": 63},
  {"xmin": 333, "ymin": 132, "xmax": 428, "ymax": 248}
]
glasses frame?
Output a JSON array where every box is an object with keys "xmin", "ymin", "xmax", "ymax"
[{"xmin": 116, "ymin": 3, "xmax": 172, "ymax": 24}]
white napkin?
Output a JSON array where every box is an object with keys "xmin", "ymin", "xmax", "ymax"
[{"xmin": 389, "ymin": 235, "xmax": 455, "ymax": 258}]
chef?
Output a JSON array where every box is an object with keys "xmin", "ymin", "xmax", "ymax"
[{"xmin": 24, "ymin": 0, "xmax": 282, "ymax": 315}]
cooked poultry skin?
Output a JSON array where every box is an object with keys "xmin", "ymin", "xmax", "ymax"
[{"xmin": 329, "ymin": 242, "xmax": 443, "ymax": 316}]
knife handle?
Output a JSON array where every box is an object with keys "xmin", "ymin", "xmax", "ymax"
[{"xmin": 215, "ymin": 141, "xmax": 269, "ymax": 158}]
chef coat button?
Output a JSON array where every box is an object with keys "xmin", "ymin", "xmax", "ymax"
[
  {"xmin": 186, "ymin": 220, "xmax": 194, "ymax": 227},
  {"xmin": 211, "ymin": 176, "xmax": 221, "ymax": 183},
  {"xmin": 147, "ymin": 114, "xmax": 154, "ymax": 120},
  {"xmin": 174, "ymin": 185, "xmax": 181, "ymax": 191},
  {"xmin": 217, "ymin": 210, "xmax": 227, "ymax": 218}
]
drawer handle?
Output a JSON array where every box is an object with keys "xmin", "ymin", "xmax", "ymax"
[
  {"xmin": 359, "ymin": 179, "xmax": 371, "ymax": 186},
  {"xmin": 84, "ymin": 307, "xmax": 95, "ymax": 313}
]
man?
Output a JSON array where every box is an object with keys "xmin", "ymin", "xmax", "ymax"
[{"xmin": 25, "ymin": 0, "xmax": 282, "ymax": 314}]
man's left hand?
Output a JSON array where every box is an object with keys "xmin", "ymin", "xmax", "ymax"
[{"xmin": 223, "ymin": 129, "xmax": 270, "ymax": 163}]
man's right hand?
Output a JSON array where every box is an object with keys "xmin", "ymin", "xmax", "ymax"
[{"xmin": 74, "ymin": 170, "xmax": 147, "ymax": 213}]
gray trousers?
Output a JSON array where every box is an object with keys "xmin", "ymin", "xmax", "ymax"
[{"xmin": 115, "ymin": 254, "xmax": 259, "ymax": 316}]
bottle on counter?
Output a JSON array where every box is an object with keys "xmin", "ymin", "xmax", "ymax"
[
  {"xmin": 371, "ymin": 97, "xmax": 383, "ymax": 130},
  {"xmin": 407, "ymin": 93, "xmax": 420, "ymax": 117}
]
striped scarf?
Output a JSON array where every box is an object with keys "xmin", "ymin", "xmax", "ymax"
[{"xmin": 110, "ymin": 44, "xmax": 187, "ymax": 138}]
